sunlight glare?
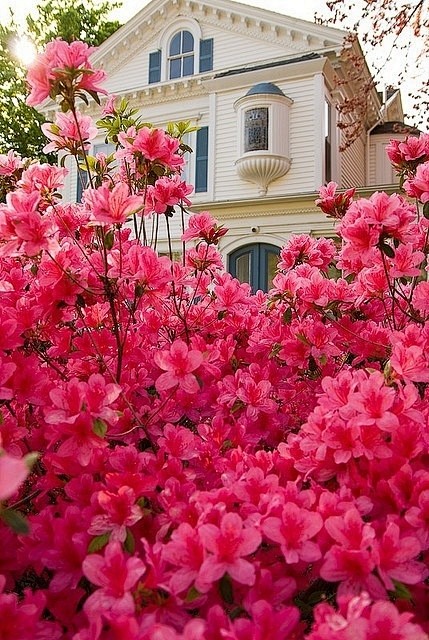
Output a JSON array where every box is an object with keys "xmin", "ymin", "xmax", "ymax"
[{"xmin": 13, "ymin": 36, "xmax": 37, "ymax": 66}]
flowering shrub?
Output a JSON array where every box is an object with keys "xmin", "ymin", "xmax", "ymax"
[{"xmin": 0, "ymin": 37, "xmax": 428, "ymax": 638}]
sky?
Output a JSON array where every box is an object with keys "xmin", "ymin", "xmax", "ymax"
[{"xmin": 0, "ymin": 0, "xmax": 425, "ymax": 126}]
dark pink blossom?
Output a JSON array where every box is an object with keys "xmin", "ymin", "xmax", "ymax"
[
  {"xmin": 198, "ymin": 513, "xmax": 261, "ymax": 589},
  {"xmin": 82, "ymin": 541, "xmax": 145, "ymax": 617},
  {"xmin": 154, "ymin": 340, "xmax": 203, "ymax": 394}
]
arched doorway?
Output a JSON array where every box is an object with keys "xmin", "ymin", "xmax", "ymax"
[{"xmin": 228, "ymin": 243, "xmax": 280, "ymax": 293}]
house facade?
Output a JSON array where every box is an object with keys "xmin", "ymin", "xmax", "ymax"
[{"xmin": 56, "ymin": 0, "xmax": 407, "ymax": 291}]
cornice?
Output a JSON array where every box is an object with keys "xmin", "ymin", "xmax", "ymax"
[
  {"xmin": 189, "ymin": 184, "xmax": 399, "ymax": 219},
  {"xmin": 94, "ymin": 0, "xmax": 345, "ymax": 79}
]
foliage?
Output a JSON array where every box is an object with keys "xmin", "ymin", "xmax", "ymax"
[
  {"xmin": 0, "ymin": 38, "xmax": 429, "ymax": 639},
  {"xmin": 26, "ymin": 0, "xmax": 122, "ymax": 48},
  {"xmin": 0, "ymin": 23, "xmax": 47, "ymax": 161},
  {"xmin": 0, "ymin": 0, "xmax": 121, "ymax": 161}
]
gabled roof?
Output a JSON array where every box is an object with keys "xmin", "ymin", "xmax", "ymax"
[
  {"xmin": 91, "ymin": 0, "xmax": 347, "ymax": 74},
  {"xmin": 216, "ymin": 52, "xmax": 321, "ymax": 78}
]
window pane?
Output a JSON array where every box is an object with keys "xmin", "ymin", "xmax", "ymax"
[
  {"xmin": 170, "ymin": 33, "xmax": 181, "ymax": 56},
  {"xmin": 266, "ymin": 250, "xmax": 279, "ymax": 290},
  {"xmin": 236, "ymin": 253, "xmax": 251, "ymax": 284},
  {"xmin": 170, "ymin": 58, "xmax": 181, "ymax": 79},
  {"xmin": 244, "ymin": 108, "xmax": 269, "ymax": 152},
  {"xmin": 183, "ymin": 55, "xmax": 194, "ymax": 77},
  {"xmin": 182, "ymin": 30, "xmax": 194, "ymax": 53},
  {"xmin": 76, "ymin": 170, "xmax": 88, "ymax": 202}
]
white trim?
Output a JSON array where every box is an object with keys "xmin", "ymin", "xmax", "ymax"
[
  {"xmin": 221, "ymin": 234, "xmax": 284, "ymax": 257},
  {"xmin": 313, "ymin": 72, "xmax": 325, "ymax": 189},
  {"xmin": 208, "ymin": 92, "xmax": 216, "ymax": 201}
]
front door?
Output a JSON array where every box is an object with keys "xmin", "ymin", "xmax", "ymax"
[{"xmin": 228, "ymin": 243, "xmax": 280, "ymax": 293}]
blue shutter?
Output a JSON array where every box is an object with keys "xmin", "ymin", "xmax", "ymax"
[
  {"xmin": 149, "ymin": 50, "xmax": 161, "ymax": 84},
  {"xmin": 199, "ymin": 38, "xmax": 213, "ymax": 72},
  {"xmin": 76, "ymin": 170, "xmax": 88, "ymax": 202},
  {"xmin": 195, "ymin": 126, "xmax": 208, "ymax": 193}
]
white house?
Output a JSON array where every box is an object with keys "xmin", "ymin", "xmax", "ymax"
[{"xmin": 57, "ymin": 0, "xmax": 411, "ymax": 291}]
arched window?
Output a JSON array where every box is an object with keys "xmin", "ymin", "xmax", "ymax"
[
  {"xmin": 229, "ymin": 243, "xmax": 280, "ymax": 293},
  {"xmin": 168, "ymin": 30, "xmax": 194, "ymax": 79}
]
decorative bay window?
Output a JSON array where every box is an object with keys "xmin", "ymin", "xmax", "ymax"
[{"xmin": 234, "ymin": 83, "xmax": 293, "ymax": 195}]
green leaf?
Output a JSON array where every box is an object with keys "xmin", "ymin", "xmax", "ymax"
[
  {"xmin": 86, "ymin": 89, "xmax": 101, "ymax": 105},
  {"xmin": 379, "ymin": 242, "xmax": 395, "ymax": 258},
  {"xmin": 219, "ymin": 574, "xmax": 234, "ymax": 604},
  {"xmin": 24, "ymin": 452, "xmax": 39, "ymax": 470},
  {"xmin": 0, "ymin": 508, "xmax": 29, "ymax": 534},
  {"xmin": 391, "ymin": 579, "xmax": 412, "ymax": 601},
  {"xmin": 423, "ymin": 202, "xmax": 429, "ymax": 220},
  {"xmin": 92, "ymin": 418, "xmax": 107, "ymax": 438},
  {"xmin": 76, "ymin": 294, "xmax": 86, "ymax": 308},
  {"xmin": 104, "ymin": 230, "xmax": 115, "ymax": 250},
  {"xmin": 88, "ymin": 532, "xmax": 110, "ymax": 553},
  {"xmin": 124, "ymin": 529, "xmax": 135, "ymax": 554},
  {"xmin": 185, "ymin": 585, "xmax": 201, "ymax": 603},
  {"xmin": 283, "ymin": 307, "xmax": 293, "ymax": 324}
]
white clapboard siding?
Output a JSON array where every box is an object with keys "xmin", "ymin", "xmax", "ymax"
[
  {"xmin": 214, "ymin": 78, "xmax": 317, "ymax": 201},
  {"xmin": 368, "ymin": 139, "xmax": 377, "ymax": 186},
  {"xmin": 340, "ymin": 133, "xmax": 366, "ymax": 188},
  {"xmin": 200, "ymin": 24, "xmax": 297, "ymax": 71}
]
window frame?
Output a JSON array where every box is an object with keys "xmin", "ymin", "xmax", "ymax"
[
  {"xmin": 156, "ymin": 19, "xmax": 204, "ymax": 82},
  {"xmin": 323, "ymin": 95, "xmax": 338, "ymax": 183},
  {"xmin": 168, "ymin": 30, "xmax": 195, "ymax": 80}
]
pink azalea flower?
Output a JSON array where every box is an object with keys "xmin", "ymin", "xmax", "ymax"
[
  {"xmin": 197, "ymin": 513, "xmax": 261, "ymax": 589},
  {"xmin": 321, "ymin": 509, "xmax": 384, "ymax": 597},
  {"xmin": 42, "ymin": 110, "xmax": 97, "ymax": 154},
  {"xmin": 0, "ymin": 151, "xmax": 22, "ymax": 176},
  {"xmin": 85, "ymin": 183, "xmax": 144, "ymax": 226},
  {"xmin": 315, "ymin": 181, "xmax": 355, "ymax": 218},
  {"xmin": 82, "ymin": 541, "xmax": 145, "ymax": 617},
  {"xmin": 390, "ymin": 242, "xmax": 424, "ymax": 278},
  {"xmin": 132, "ymin": 126, "xmax": 184, "ymax": 171},
  {"xmin": 375, "ymin": 521, "xmax": 426, "ymax": 591},
  {"xmin": 26, "ymin": 39, "xmax": 106, "ymax": 107},
  {"xmin": 262, "ymin": 502, "xmax": 323, "ymax": 563},
  {"xmin": 162, "ymin": 522, "xmax": 206, "ymax": 594},
  {"xmin": 89, "ymin": 486, "xmax": 143, "ymax": 542},
  {"xmin": 404, "ymin": 161, "xmax": 429, "ymax": 203},
  {"xmin": 182, "ymin": 212, "xmax": 228, "ymax": 245},
  {"xmin": 366, "ymin": 600, "xmax": 428, "ymax": 640},
  {"xmin": 397, "ymin": 134, "xmax": 429, "ymax": 162},
  {"xmin": 0, "ymin": 452, "xmax": 30, "ymax": 501},
  {"xmin": 230, "ymin": 600, "xmax": 300, "ymax": 640},
  {"xmin": 144, "ymin": 175, "xmax": 193, "ymax": 215},
  {"xmin": 412, "ymin": 281, "xmax": 429, "ymax": 314},
  {"xmin": 347, "ymin": 371, "xmax": 400, "ymax": 432},
  {"xmin": 154, "ymin": 340, "xmax": 203, "ymax": 394}
]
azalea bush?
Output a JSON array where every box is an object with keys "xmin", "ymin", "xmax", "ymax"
[{"xmin": 0, "ymin": 38, "xmax": 429, "ymax": 639}]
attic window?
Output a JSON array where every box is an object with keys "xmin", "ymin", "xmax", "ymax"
[
  {"xmin": 169, "ymin": 30, "xmax": 194, "ymax": 79},
  {"xmin": 244, "ymin": 108, "xmax": 269, "ymax": 152}
]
